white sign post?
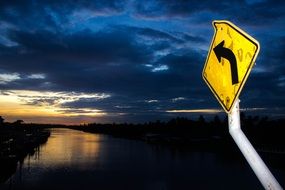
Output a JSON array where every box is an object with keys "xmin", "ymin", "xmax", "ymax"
[
  {"xmin": 228, "ymin": 99, "xmax": 283, "ymax": 190},
  {"xmin": 203, "ymin": 20, "xmax": 283, "ymax": 189}
]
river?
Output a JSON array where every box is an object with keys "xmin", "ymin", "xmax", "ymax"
[{"xmin": 1, "ymin": 128, "xmax": 284, "ymax": 190}]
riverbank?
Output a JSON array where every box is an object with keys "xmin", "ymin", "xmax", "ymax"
[
  {"xmin": 67, "ymin": 116, "xmax": 285, "ymax": 170},
  {"xmin": 0, "ymin": 125, "xmax": 50, "ymax": 183},
  {"xmin": 1, "ymin": 128, "xmax": 276, "ymax": 190}
]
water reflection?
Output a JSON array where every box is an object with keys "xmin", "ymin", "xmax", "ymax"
[
  {"xmin": 1, "ymin": 128, "xmax": 283, "ymax": 190},
  {"xmin": 2, "ymin": 129, "xmax": 102, "ymax": 189},
  {"xmin": 32, "ymin": 128, "xmax": 101, "ymax": 168}
]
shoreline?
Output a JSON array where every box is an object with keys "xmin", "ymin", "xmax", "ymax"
[{"xmin": 0, "ymin": 126, "xmax": 50, "ymax": 183}]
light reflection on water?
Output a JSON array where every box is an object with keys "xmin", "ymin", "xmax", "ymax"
[
  {"xmin": 32, "ymin": 128, "xmax": 101, "ymax": 169},
  {"xmin": 2, "ymin": 128, "xmax": 283, "ymax": 190}
]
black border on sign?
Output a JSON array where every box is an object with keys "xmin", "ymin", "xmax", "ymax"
[{"xmin": 202, "ymin": 20, "xmax": 260, "ymax": 113}]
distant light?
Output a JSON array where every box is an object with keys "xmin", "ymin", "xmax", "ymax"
[{"xmin": 151, "ymin": 65, "xmax": 169, "ymax": 72}]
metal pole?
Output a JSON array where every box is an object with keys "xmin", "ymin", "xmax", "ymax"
[{"xmin": 228, "ymin": 99, "xmax": 283, "ymax": 190}]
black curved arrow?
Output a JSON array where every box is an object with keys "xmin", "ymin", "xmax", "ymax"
[{"xmin": 213, "ymin": 40, "xmax": 239, "ymax": 85}]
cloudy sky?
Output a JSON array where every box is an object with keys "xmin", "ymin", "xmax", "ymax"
[{"xmin": 0, "ymin": 0, "xmax": 284, "ymax": 124}]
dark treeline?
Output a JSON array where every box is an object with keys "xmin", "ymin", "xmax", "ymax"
[
  {"xmin": 68, "ymin": 113, "xmax": 285, "ymax": 169},
  {"xmin": 2, "ymin": 114, "xmax": 284, "ymax": 152},
  {"xmin": 73, "ymin": 115, "xmax": 225, "ymax": 140},
  {"xmin": 68, "ymin": 114, "xmax": 285, "ymax": 149},
  {"xmin": 1, "ymin": 113, "xmax": 285, "ymax": 172}
]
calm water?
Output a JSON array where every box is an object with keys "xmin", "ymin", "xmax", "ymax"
[{"xmin": 1, "ymin": 128, "xmax": 284, "ymax": 190}]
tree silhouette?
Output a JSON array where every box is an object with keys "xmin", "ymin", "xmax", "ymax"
[
  {"xmin": 13, "ymin": 120, "xmax": 24, "ymax": 126},
  {"xmin": 0, "ymin": 116, "xmax": 4, "ymax": 126}
]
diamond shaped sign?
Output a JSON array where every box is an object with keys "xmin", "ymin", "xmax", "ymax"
[{"xmin": 202, "ymin": 20, "xmax": 260, "ymax": 113}]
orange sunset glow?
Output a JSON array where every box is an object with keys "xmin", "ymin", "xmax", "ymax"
[{"xmin": 0, "ymin": 90, "xmax": 109, "ymax": 124}]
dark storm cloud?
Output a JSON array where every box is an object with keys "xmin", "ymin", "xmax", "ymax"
[
  {"xmin": 0, "ymin": 0, "xmax": 284, "ymax": 122},
  {"xmin": 148, "ymin": 0, "xmax": 285, "ymax": 116},
  {"xmin": 133, "ymin": 0, "xmax": 285, "ymax": 25},
  {"xmin": 0, "ymin": 21, "xmax": 209, "ymax": 117},
  {"xmin": 239, "ymin": 33, "xmax": 285, "ymax": 111},
  {"xmin": 134, "ymin": 27, "xmax": 183, "ymax": 43},
  {"xmin": 0, "ymin": 24, "xmax": 206, "ymax": 96},
  {"xmin": 0, "ymin": 27, "xmax": 150, "ymax": 90},
  {"xmin": 134, "ymin": 0, "xmax": 224, "ymax": 18},
  {"xmin": 260, "ymin": 36, "xmax": 285, "ymax": 73},
  {"xmin": 182, "ymin": 34, "xmax": 206, "ymax": 44},
  {"xmin": 57, "ymin": 48, "xmax": 213, "ymax": 115},
  {"xmin": 0, "ymin": 0, "xmax": 126, "ymax": 31}
]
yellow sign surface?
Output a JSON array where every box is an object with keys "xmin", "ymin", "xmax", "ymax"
[{"xmin": 203, "ymin": 20, "xmax": 260, "ymax": 113}]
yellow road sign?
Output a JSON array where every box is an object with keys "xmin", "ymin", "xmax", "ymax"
[{"xmin": 202, "ymin": 20, "xmax": 260, "ymax": 113}]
